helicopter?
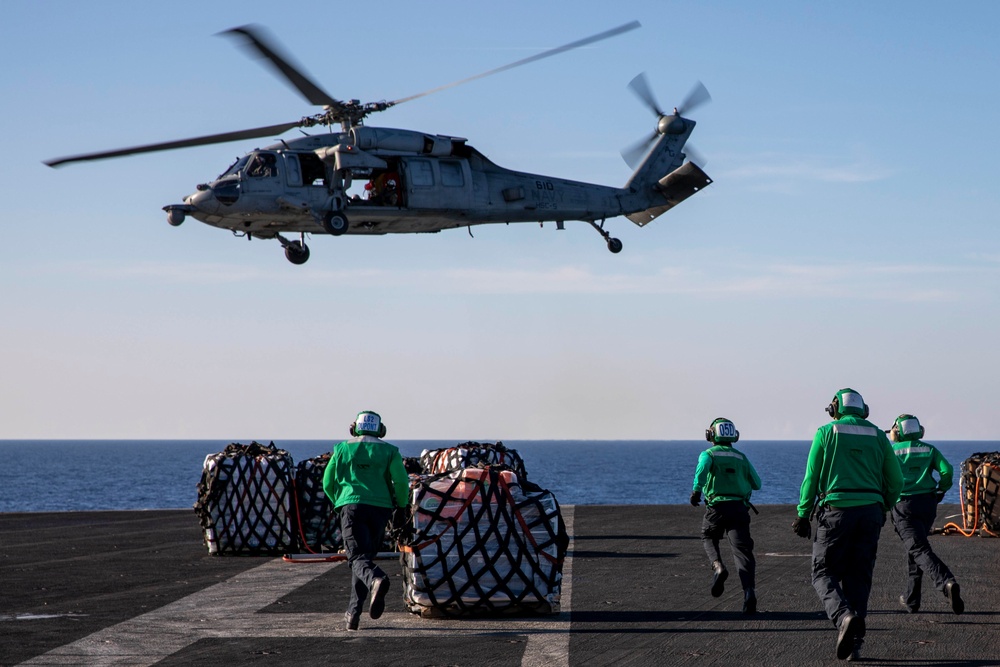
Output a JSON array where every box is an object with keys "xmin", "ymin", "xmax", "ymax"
[{"xmin": 45, "ymin": 22, "xmax": 712, "ymax": 265}]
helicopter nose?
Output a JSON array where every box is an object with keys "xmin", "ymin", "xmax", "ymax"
[{"xmin": 185, "ymin": 186, "xmax": 220, "ymax": 214}]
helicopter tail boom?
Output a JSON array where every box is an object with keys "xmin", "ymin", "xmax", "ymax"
[
  {"xmin": 625, "ymin": 161, "xmax": 712, "ymax": 226},
  {"xmin": 621, "ymin": 113, "xmax": 711, "ymax": 226}
]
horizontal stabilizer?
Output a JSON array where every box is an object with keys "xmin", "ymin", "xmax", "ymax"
[{"xmin": 626, "ymin": 161, "xmax": 712, "ymax": 226}]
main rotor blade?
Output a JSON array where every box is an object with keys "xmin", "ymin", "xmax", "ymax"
[
  {"xmin": 390, "ymin": 21, "xmax": 641, "ymax": 106},
  {"xmin": 678, "ymin": 81, "xmax": 711, "ymax": 116},
  {"xmin": 627, "ymin": 72, "xmax": 664, "ymax": 117},
  {"xmin": 222, "ymin": 25, "xmax": 340, "ymax": 108},
  {"xmin": 44, "ymin": 121, "xmax": 302, "ymax": 168}
]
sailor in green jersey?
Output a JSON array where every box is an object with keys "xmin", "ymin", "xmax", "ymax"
[
  {"xmin": 323, "ymin": 410, "xmax": 410, "ymax": 631},
  {"xmin": 887, "ymin": 414, "xmax": 964, "ymax": 615},
  {"xmin": 691, "ymin": 418, "xmax": 762, "ymax": 614},
  {"xmin": 792, "ymin": 388, "xmax": 903, "ymax": 662}
]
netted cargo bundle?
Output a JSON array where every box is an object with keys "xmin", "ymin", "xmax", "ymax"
[
  {"xmin": 294, "ymin": 452, "xmax": 341, "ymax": 552},
  {"xmin": 193, "ymin": 441, "xmax": 297, "ymax": 555},
  {"xmin": 402, "ymin": 466, "xmax": 568, "ymax": 617},
  {"xmin": 420, "ymin": 441, "xmax": 527, "ymax": 480},
  {"xmin": 948, "ymin": 452, "xmax": 1000, "ymax": 537},
  {"xmin": 294, "ymin": 452, "xmax": 408, "ymax": 554}
]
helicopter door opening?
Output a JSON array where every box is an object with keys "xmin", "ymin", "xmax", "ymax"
[
  {"xmin": 282, "ymin": 152, "xmax": 332, "ymax": 213},
  {"xmin": 354, "ymin": 158, "xmax": 405, "ymax": 207},
  {"xmin": 283, "ymin": 153, "xmax": 328, "ymax": 190}
]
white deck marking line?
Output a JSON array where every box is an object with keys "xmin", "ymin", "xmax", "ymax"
[
  {"xmin": 20, "ymin": 505, "xmax": 576, "ymax": 667},
  {"xmin": 20, "ymin": 559, "xmax": 341, "ymax": 666},
  {"xmin": 520, "ymin": 503, "xmax": 574, "ymax": 667}
]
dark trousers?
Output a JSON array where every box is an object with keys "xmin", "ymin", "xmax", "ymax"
[
  {"xmin": 812, "ymin": 503, "xmax": 884, "ymax": 633},
  {"xmin": 891, "ymin": 493, "xmax": 955, "ymax": 608},
  {"xmin": 340, "ymin": 503, "xmax": 392, "ymax": 617},
  {"xmin": 701, "ymin": 501, "xmax": 756, "ymax": 590}
]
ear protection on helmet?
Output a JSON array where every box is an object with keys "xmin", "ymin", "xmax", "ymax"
[
  {"xmin": 826, "ymin": 389, "xmax": 869, "ymax": 419},
  {"xmin": 705, "ymin": 417, "xmax": 739, "ymax": 443},
  {"xmin": 349, "ymin": 411, "xmax": 387, "ymax": 438},
  {"xmin": 349, "ymin": 422, "xmax": 387, "ymax": 437},
  {"xmin": 891, "ymin": 414, "xmax": 924, "ymax": 442}
]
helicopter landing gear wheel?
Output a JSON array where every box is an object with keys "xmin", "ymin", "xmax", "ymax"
[
  {"xmin": 284, "ymin": 240, "xmax": 310, "ymax": 265},
  {"xmin": 322, "ymin": 210, "xmax": 349, "ymax": 236},
  {"xmin": 584, "ymin": 219, "xmax": 623, "ymax": 254}
]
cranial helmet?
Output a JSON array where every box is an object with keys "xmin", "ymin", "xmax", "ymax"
[
  {"xmin": 826, "ymin": 388, "xmax": 869, "ymax": 419},
  {"xmin": 350, "ymin": 410, "xmax": 386, "ymax": 438},
  {"xmin": 891, "ymin": 414, "xmax": 924, "ymax": 442},
  {"xmin": 705, "ymin": 417, "xmax": 739, "ymax": 444}
]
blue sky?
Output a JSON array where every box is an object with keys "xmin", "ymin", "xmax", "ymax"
[{"xmin": 2, "ymin": 1, "xmax": 998, "ymax": 440}]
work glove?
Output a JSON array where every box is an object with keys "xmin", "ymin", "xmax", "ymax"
[
  {"xmin": 690, "ymin": 490, "xmax": 702, "ymax": 506},
  {"xmin": 388, "ymin": 506, "xmax": 412, "ymax": 545},
  {"xmin": 934, "ymin": 490, "xmax": 946, "ymax": 504},
  {"xmin": 792, "ymin": 516, "xmax": 811, "ymax": 539}
]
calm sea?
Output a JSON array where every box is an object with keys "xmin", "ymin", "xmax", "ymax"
[{"xmin": 0, "ymin": 440, "xmax": 992, "ymax": 513}]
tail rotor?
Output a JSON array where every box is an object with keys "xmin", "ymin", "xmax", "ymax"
[{"xmin": 620, "ymin": 75, "xmax": 711, "ymax": 169}]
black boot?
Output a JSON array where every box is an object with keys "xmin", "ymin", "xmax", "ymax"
[
  {"xmin": 711, "ymin": 560, "xmax": 728, "ymax": 597},
  {"xmin": 836, "ymin": 612, "xmax": 861, "ymax": 660},
  {"xmin": 945, "ymin": 581, "xmax": 964, "ymax": 615},
  {"xmin": 846, "ymin": 637, "xmax": 864, "ymax": 662},
  {"xmin": 369, "ymin": 577, "xmax": 390, "ymax": 619},
  {"xmin": 742, "ymin": 588, "xmax": 757, "ymax": 614}
]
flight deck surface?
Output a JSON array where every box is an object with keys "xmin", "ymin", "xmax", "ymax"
[{"xmin": 2, "ymin": 505, "xmax": 997, "ymax": 666}]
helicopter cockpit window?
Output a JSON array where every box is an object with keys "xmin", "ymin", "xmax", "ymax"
[
  {"xmin": 219, "ymin": 155, "xmax": 249, "ymax": 179},
  {"xmin": 409, "ymin": 159, "xmax": 434, "ymax": 187},
  {"xmin": 246, "ymin": 152, "xmax": 278, "ymax": 178},
  {"xmin": 440, "ymin": 160, "xmax": 464, "ymax": 187}
]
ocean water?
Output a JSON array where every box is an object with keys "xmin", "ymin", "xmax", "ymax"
[{"xmin": 0, "ymin": 440, "xmax": 992, "ymax": 513}]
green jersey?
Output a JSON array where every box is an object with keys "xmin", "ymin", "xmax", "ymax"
[
  {"xmin": 797, "ymin": 415, "xmax": 903, "ymax": 518},
  {"xmin": 693, "ymin": 444, "xmax": 761, "ymax": 506},
  {"xmin": 893, "ymin": 439, "xmax": 953, "ymax": 497},
  {"xmin": 323, "ymin": 436, "xmax": 410, "ymax": 510}
]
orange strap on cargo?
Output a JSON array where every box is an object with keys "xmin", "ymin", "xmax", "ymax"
[{"xmin": 942, "ymin": 463, "xmax": 1000, "ymax": 537}]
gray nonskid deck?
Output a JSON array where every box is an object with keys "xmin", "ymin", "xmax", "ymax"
[{"xmin": 1, "ymin": 505, "xmax": 997, "ymax": 666}]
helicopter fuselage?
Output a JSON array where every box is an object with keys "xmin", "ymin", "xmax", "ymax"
[
  {"xmin": 49, "ymin": 22, "xmax": 712, "ymax": 264},
  {"xmin": 171, "ymin": 128, "xmax": 635, "ymax": 239}
]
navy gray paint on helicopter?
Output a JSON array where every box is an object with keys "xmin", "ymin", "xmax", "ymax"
[{"xmin": 45, "ymin": 22, "xmax": 712, "ymax": 265}]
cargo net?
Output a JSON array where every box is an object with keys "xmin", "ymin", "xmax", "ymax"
[
  {"xmin": 942, "ymin": 452, "xmax": 1000, "ymax": 537},
  {"xmin": 420, "ymin": 441, "xmax": 527, "ymax": 480},
  {"xmin": 402, "ymin": 466, "xmax": 568, "ymax": 617},
  {"xmin": 293, "ymin": 452, "xmax": 342, "ymax": 553},
  {"xmin": 294, "ymin": 452, "xmax": 398, "ymax": 554},
  {"xmin": 193, "ymin": 441, "xmax": 297, "ymax": 555}
]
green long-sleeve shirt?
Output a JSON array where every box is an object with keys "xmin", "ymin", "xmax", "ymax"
[
  {"xmin": 797, "ymin": 415, "xmax": 903, "ymax": 518},
  {"xmin": 693, "ymin": 444, "xmax": 761, "ymax": 506},
  {"xmin": 322, "ymin": 436, "xmax": 410, "ymax": 510},
  {"xmin": 893, "ymin": 439, "xmax": 953, "ymax": 497}
]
